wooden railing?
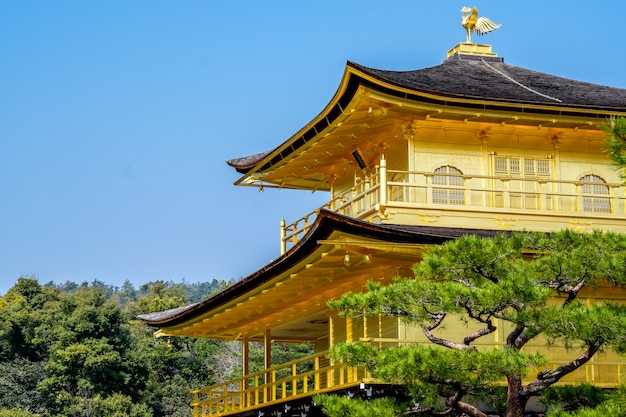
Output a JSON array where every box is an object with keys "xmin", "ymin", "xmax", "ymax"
[
  {"xmin": 191, "ymin": 341, "xmax": 625, "ymax": 417},
  {"xmin": 191, "ymin": 351, "xmax": 366, "ymax": 417},
  {"xmin": 280, "ymin": 168, "xmax": 626, "ymax": 253},
  {"xmin": 280, "ymin": 174, "xmax": 381, "ymax": 254}
]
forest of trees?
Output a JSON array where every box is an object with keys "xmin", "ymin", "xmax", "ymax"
[{"xmin": 0, "ymin": 277, "xmax": 313, "ymax": 417}]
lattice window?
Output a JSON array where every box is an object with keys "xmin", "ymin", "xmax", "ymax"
[
  {"xmin": 492, "ymin": 155, "xmax": 552, "ymax": 209},
  {"xmin": 536, "ymin": 159, "xmax": 551, "ymax": 176},
  {"xmin": 580, "ymin": 174, "xmax": 611, "ymax": 213},
  {"xmin": 493, "ymin": 156, "xmax": 551, "ymax": 178},
  {"xmin": 432, "ymin": 166, "xmax": 464, "ymax": 205}
]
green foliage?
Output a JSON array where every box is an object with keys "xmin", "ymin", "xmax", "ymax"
[
  {"xmin": 332, "ymin": 342, "xmax": 544, "ymax": 406},
  {"xmin": 0, "ymin": 358, "xmax": 46, "ymax": 414},
  {"xmin": 0, "ymin": 276, "xmax": 237, "ymax": 417},
  {"xmin": 183, "ymin": 279, "xmax": 233, "ymax": 303},
  {"xmin": 541, "ymin": 384, "xmax": 606, "ymax": 412},
  {"xmin": 242, "ymin": 341, "xmax": 316, "ymax": 377},
  {"xmin": 143, "ymin": 374, "xmax": 192, "ymax": 417},
  {"xmin": 32, "ymin": 286, "xmax": 149, "ymax": 415},
  {"xmin": 0, "ymin": 409, "xmax": 40, "ymax": 417},
  {"xmin": 0, "ymin": 277, "xmax": 59, "ymax": 361},
  {"xmin": 63, "ymin": 393, "xmax": 153, "ymax": 417},
  {"xmin": 125, "ymin": 281, "xmax": 188, "ymax": 316},
  {"xmin": 602, "ymin": 116, "xmax": 626, "ymax": 180},
  {"xmin": 550, "ymin": 404, "xmax": 626, "ymax": 417},
  {"xmin": 328, "ymin": 230, "xmax": 626, "ymax": 417},
  {"xmin": 314, "ymin": 394, "xmax": 407, "ymax": 417},
  {"xmin": 546, "ymin": 385, "xmax": 626, "ymax": 417}
]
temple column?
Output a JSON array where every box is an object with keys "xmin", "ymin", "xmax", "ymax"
[
  {"xmin": 329, "ymin": 175, "xmax": 336, "ymax": 210},
  {"xmin": 328, "ymin": 314, "xmax": 335, "ymax": 387},
  {"xmin": 242, "ymin": 337, "xmax": 249, "ymax": 377},
  {"xmin": 264, "ymin": 328, "xmax": 272, "ymax": 386},
  {"xmin": 242, "ymin": 337, "xmax": 249, "ymax": 406}
]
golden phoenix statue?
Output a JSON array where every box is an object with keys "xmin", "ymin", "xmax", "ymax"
[{"xmin": 461, "ymin": 6, "xmax": 501, "ymax": 43}]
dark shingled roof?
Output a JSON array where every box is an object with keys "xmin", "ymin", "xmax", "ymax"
[
  {"xmin": 225, "ymin": 150, "xmax": 272, "ymax": 171},
  {"xmin": 226, "ymin": 57, "xmax": 626, "ymax": 172},
  {"xmin": 137, "ymin": 303, "xmax": 201, "ymax": 324},
  {"xmin": 351, "ymin": 58, "xmax": 626, "ymax": 109},
  {"xmin": 138, "ymin": 209, "xmax": 501, "ymax": 327}
]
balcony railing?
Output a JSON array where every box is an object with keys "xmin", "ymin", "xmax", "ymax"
[
  {"xmin": 280, "ymin": 167, "xmax": 626, "ymax": 254},
  {"xmin": 190, "ymin": 341, "xmax": 625, "ymax": 417},
  {"xmin": 191, "ymin": 350, "xmax": 367, "ymax": 417}
]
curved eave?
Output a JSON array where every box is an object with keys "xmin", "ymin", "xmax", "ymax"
[
  {"xmin": 229, "ymin": 63, "xmax": 362, "ymax": 180},
  {"xmin": 229, "ymin": 60, "xmax": 626, "ymax": 183},
  {"xmin": 137, "ymin": 210, "xmax": 500, "ymax": 329}
]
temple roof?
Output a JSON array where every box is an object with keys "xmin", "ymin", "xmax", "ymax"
[
  {"xmin": 350, "ymin": 58, "xmax": 626, "ymax": 110},
  {"xmin": 138, "ymin": 210, "xmax": 500, "ymax": 330},
  {"xmin": 227, "ymin": 56, "xmax": 626, "ymax": 178}
]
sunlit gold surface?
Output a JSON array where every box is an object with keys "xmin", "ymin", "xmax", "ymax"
[{"xmin": 461, "ymin": 6, "xmax": 501, "ymax": 43}]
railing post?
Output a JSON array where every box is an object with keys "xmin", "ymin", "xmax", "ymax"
[
  {"xmin": 611, "ymin": 186, "xmax": 616, "ymax": 213},
  {"xmin": 576, "ymin": 183, "xmax": 584, "ymax": 212},
  {"xmin": 264, "ymin": 328, "xmax": 272, "ymax": 402},
  {"xmin": 463, "ymin": 175, "xmax": 470, "ymax": 205},
  {"xmin": 193, "ymin": 391, "xmax": 199, "ymax": 417},
  {"xmin": 329, "ymin": 314, "xmax": 335, "ymax": 388},
  {"xmin": 502, "ymin": 178, "xmax": 511, "ymax": 209},
  {"xmin": 363, "ymin": 314, "xmax": 368, "ymax": 339},
  {"xmin": 272, "ymin": 371, "xmax": 277, "ymax": 401},
  {"xmin": 539, "ymin": 181, "xmax": 546, "ymax": 210},
  {"xmin": 378, "ymin": 315, "xmax": 383, "ymax": 349},
  {"xmin": 425, "ymin": 173, "xmax": 433, "ymax": 204},
  {"xmin": 346, "ymin": 316, "xmax": 356, "ymax": 382},
  {"xmin": 279, "ymin": 218, "xmax": 286, "ymax": 255},
  {"xmin": 346, "ymin": 317, "xmax": 353, "ymax": 343},
  {"xmin": 364, "ymin": 176, "xmax": 371, "ymax": 208},
  {"xmin": 379, "ymin": 155, "xmax": 387, "ymax": 206},
  {"xmin": 314, "ymin": 356, "xmax": 320, "ymax": 390},
  {"xmin": 329, "ymin": 175, "xmax": 336, "ymax": 210},
  {"xmin": 242, "ymin": 337, "xmax": 249, "ymax": 408}
]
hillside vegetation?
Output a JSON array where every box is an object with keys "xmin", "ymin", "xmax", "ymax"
[{"xmin": 0, "ymin": 277, "xmax": 312, "ymax": 417}]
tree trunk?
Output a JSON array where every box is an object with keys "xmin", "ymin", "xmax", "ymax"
[
  {"xmin": 505, "ymin": 375, "xmax": 528, "ymax": 417},
  {"xmin": 455, "ymin": 400, "xmax": 488, "ymax": 417}
]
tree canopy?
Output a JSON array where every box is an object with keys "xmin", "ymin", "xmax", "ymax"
[
  {"xmin": 0, "ymin": 277, "xmax": 234, "ymax": 417},
  {"xmin": 324, "ymin": 230, "xmax": 626, "ymax": 417}
]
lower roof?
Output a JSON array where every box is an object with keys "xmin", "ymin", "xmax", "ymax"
[{"xmin": 138, "ymin": 210, "xmax": 501, "ymax": 330}]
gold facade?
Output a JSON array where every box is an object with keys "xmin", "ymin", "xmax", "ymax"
[{"xmin": 143, "ymin": 42, "xmax": 626, "ymax": 416}]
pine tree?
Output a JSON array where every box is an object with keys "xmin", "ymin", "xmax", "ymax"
[{"xmin": 326, "ymin": 230, "xmax": 626, "ymax": 417}]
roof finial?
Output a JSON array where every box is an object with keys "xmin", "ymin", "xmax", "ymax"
[{"xmin": 461, "ymin": 6, "xmax": 501, "ymax": 43}]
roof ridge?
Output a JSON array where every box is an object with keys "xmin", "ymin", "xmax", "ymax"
[{"xmin": 479, "ymin": 58, "xmax": 563, "ymax": 103}]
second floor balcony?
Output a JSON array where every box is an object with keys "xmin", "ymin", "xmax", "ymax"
[
  {"xmin": 280, "ymin": 162, "xmax": 626, "ymax": 254},
  {"xmin": 191, "ymin": 342, "xmax": 625, "ymax": 417}
]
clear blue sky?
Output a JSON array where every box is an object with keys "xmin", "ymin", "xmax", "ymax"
[{"xmin": 1, "ymin": 1, "xmax": 624, "ymax": 296}]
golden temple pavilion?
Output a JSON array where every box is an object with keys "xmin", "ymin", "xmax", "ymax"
[{"xmin": 139, "ymin": 13, "xmax": 626, "ymax": 417}]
